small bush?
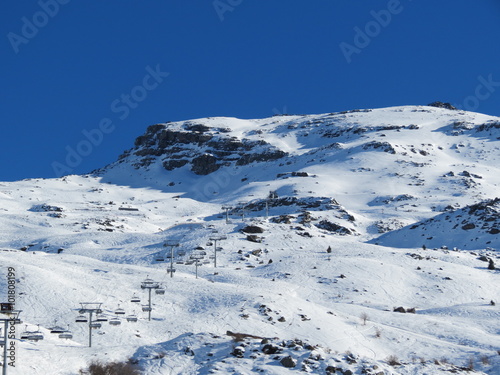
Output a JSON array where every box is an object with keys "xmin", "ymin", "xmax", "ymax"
[
  {"xmin": 374, "ymin": 327, "xmax": 382, "ymax": 338},
  {"xmin": 466, "ymin": 357, "xmax": 475, "ymax": 371},
  {"xmin": 387, "ymin": 355, "xmax": 400, "ymax": 366},
  {"xmin": 84, "ymin": 360, "xmax": 140, "ymax": 375},
  {"xmin": 360, "ymin": 312, "xmax": 369, "ymax": 325},
  {"xmin": 480, "ymin": 355, "xmax": 490, "ymax": 365}
]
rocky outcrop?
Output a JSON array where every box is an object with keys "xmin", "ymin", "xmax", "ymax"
[{"xmin": 127, "ymin": 122, "xmax": 288, "ymax": 174}]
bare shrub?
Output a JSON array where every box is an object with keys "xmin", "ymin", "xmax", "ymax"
[
  {"xmin": 466, "ymin": 357, "xmax": 475, "ymax": 371},
  {"xmin": 386, "ymin": 355, "xmax": 400, "ymax": 366},
  {"xmin": 480, "ymin": 355, "xmax": 490, "ymax": 365},
  {"xmin": 360, "ymin": 312, "xmax": 369, "ymax": 325},
  {"xmin": 374, "ymin": 327, "xmax": 382, "ymax": 338}
]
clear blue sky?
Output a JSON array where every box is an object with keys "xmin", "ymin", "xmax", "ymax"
[{"xmin": 1, "ymin": 0, "xmax": 499, "ymax": 181}]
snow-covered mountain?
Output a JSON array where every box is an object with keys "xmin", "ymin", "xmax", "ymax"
[{"xmin": 0, "ymin": 105, "xmax": 499, "ymax": 374}]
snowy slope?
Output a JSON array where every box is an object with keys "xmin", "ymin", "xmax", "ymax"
[{"xmin": 0, "ymin": 105, "xmax": 499, "ymax": 374}]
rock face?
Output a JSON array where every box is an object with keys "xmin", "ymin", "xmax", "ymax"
[
  {"xmin": 427, "ymin": 101, "xmax": 457, "ymax": 110},
  {"xmin": 373, "ymin": 198, "xmax": 500, "ymax": 249},
  {"xmin": 122, "ymin": 121, "xmax": 288, "ymax": 175}
]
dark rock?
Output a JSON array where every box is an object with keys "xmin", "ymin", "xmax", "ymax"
[
  {"xmin": 428, "ymin": 101, "xmax": 457, "ymax": 110},
  {"xmin": 231, "ymin": 346, "xmax": 245, "ymax": 358},
  {"xmin": 315, "ymin": 220, "xmax": 353, "ymax": 235},
  {"xmin": 461, "ymin": 223, "xmax": 476, "ymax": 230},
  {"xmin": 362, "ymin": 141, "xmax": 396, "ymax": 154},
  {"xmin": 246, "ymin": 235, "xmax": 262, "ymax": 243},
  {"xmin": 241, "ymin": 225, "xmax": 265, "ymax": 234},
  {"xmin": 262, "ymin": 344, "xmax": 281, "ymax": 354},
  {"xmin": 163, "ymin": 159, "xmax": 188, "ymax": 171},
  {"xmin": 488, "ymin": 259, "xmax": 496, "ymax": 270},
  {"xmin": 191, "ymin": 154, "xmax": 220, "ymax": 175},
  {"xmin": 393, "ymin": 306, "xmax": 406, "ymax": 313},
  {"xmin": 280, "ymin": 355, "xmax": 297, "ymax": 368}
]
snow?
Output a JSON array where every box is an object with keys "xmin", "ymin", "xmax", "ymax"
[{"xmin": 0, "ymin": 105, "xmax": 499, "ymax": 374}]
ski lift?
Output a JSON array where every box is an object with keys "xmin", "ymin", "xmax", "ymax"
[
  {"xmin": 155, "ymin": 287, "xmax": 166, "ymax": 295},
  {"xmin": 126, "ymin": 315, "xmax": 138, "ymax": 323},
  {"xmin": 75, "ymin": 315, "xmax": 88, "ymax": 323},
  {"xmin": 199, "ymin": 251, "xmax": 207, "ymax": 255},
  {"xmin": 114, "ymin": 306, "xmax": 126, "ymax": 315},
  {"xmin": 209, "ymin": 255, "xmax": 215, "ymax": 259},
  {"xmin": 90, "ymin": 322, "xmax": 102, "ymax": 329},
  {"xmin": 58, "ymin": 329, "xmax": 73, "ymax": 340},
  {"xmin": 21, "ymin": 325, "xmax": 44, "ymax": 341},
  {"xmin": 177, "ymin": 250, "xmax": 186, "ymax": 256},
  {"xmin": 176, "ymin": 260, "xmax": 184, "ymax": 264},
  {"xmin": 131, "ymin": 295, "xmax": 141, "ymax": 303},
  {"xmin": 49, "ymin": 323, "xmax": 66, "ymax": 334},
  {"xmin": 142, "ymin": 305, "xmax": 152, "ymax": 312},
  {"xmin": 185, "ymin": 260, "xmax": 194, "ymax": 265},
  {"xmin": 206, "ymin": 242, "xmax": 213, "ymax": 247},
  {"xmin": 203, "ymin": 259, "xmax": 210, "ymax": 264},
  {"xmin": 216, "ymin": 247, "xmax": 223, "ymax": 252},
  {"xmin": 95, "ymin": 315, "xmax": 108, "ymax": 322},
  {"xmin": 141, "ymin": 277, "xmax": 159, "ymax": 289},
  {"xmin": 59, "ymin": 331, "xmax": 73, "ymax": 339},
  {"xmin": 109, "ymin": 318, "xmax": 121, "ymax": 326}
]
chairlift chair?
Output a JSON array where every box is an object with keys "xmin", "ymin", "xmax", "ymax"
[
  {"xmin": 126, "ymin": 315, "xmax": 138, "ymax": 323},
  {"xmin": 75, "ymin": 315, "xmax": 88, "ymax": 323},
  {"xmin": 95, "ymin": 315, "xmax": 108, "ymax": 322},
  {"xmin": 25, "ymin": 325, "xmax": 44, "ymax": 341},
  {"xmin": 114, "ymin": 307, "xmax": 126, "ymax": 315},
  {"xmin": 109, "ymin": 318, "xmax": 121, "ymax": 326},
  {"xmin": 155, "ymin": 288, "xmax": 166, "ymax": 295},
  {"xmin": 50, "ymin": 325, "xmax": 66, "ymax": 334},
  {"xmin": 177, "ymin": 250, "xmax": 186, "ymax": 256},
  {"xmin": 59, "ymin": 331, "xmax": 73, "ymax": 340},
  {"xmin": 90, "ymin": 322, "xmax": 102, "ymax": 329},
  {"xmin": 142, "ymin": 306, "xmax": 152, "ymax": 312},
  {"xmin": 176, "ymin": 260, "xmax": 184, "ymax": 264},
  {"xmin": 131, "ymin": 295, "xmax": 141, "ymax": 303},
  {"xmin": 27, "ymin": 333, "xmax": 44, "ymax": 341},
  {"xmin": 59, "ymin": 325, "xmax": 73, "ymax": 340}
]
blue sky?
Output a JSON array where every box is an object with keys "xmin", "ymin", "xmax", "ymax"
[{"xmin": 1, "ymin": 0, "xmax": 499, "ymax": 181}]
